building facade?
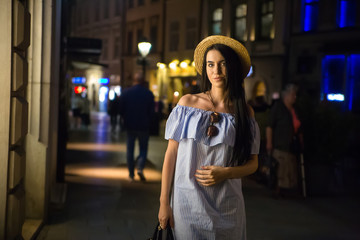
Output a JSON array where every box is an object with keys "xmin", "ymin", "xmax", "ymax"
[
  {"xmin": 288, "ymin": 0, "xmax": 360, "ymax": 113},
  {"xmin": 0, "ymin": 0, "xmax": 61, "ymax": 239}
]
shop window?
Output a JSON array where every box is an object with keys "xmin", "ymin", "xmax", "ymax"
[
  {"xmin": 186, "ymin": 18, "xmax": 197, "ymax": 50},
  {"xmin": 337, "ymin": 0, "xmax": 356, "ymax": 28},
  {"xmin": 234, "ymin": 4, "xmax": 247, "ymax": 42},
  {"xmin": 212, "ymin": 8, "xmax": 223, "ymax": 35},
  {"xmin": 258, "ymin": 0, "xmax": 274, "ymax": 40},
  {"xmin": 322, "ymin": 54, "xmax": 360, "ymax": 112},
  {"xmin": 302, "ymin": 0, "xmax": 319, "ymax": 32}
]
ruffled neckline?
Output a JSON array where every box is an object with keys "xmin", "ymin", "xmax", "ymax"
[{"xmin": 176, "ymin": 104, "xmax": 235, "ymax": 118}]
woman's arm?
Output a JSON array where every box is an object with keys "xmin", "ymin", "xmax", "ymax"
[
  {"xmin": 195, "ymin": 154, "xmax": 258, "ymax": 186},
  {"xmin": 158, "ymin": 139, "xmax": 178, "ymax": 228}
]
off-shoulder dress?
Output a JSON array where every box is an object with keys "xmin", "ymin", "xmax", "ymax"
[{"xmin": 165, "ymin": 104, "xmax": 260, "ymax": 240}]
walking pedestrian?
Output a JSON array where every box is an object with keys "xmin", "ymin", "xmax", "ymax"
[
  {"xmin": 266, "ymin": 83, "xmax": 303, "ymax": 198},
  {"xmin": 158, "ymin": 35, "xmax": 260, "ymax": 239},
  {"xmin": 119, "ymin": 72, "xmax": 155, "ymax": 182}
]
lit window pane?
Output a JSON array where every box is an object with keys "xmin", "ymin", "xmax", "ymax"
[
  {"xmin": 236, "ymin": 19, "xmax": 246, "ymax": 41},
  {"xmin": 236, "ymin": 4, "xmax": 247, "ymax": 17},
  {"xmin": 213, "ymin": 8, "xmax": 223, "ymax": 21},
  {"xmin": 213, "ymin": 23, "xmax": 222, "ymax": 35},
  {"xmin": 261, "ymin": 14, "xmax": 273, "ymax": 38}
]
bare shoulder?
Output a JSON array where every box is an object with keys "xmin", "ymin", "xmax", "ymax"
[
  {"xmin": 247, "ymin": 104, "xmax": 255, "ymax": 117},
  {"xmin": 178, "ymin": 93, "xmax": 207, "ymax": 108}
]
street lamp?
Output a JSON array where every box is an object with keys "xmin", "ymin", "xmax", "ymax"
[{"xmin": 138, "ymin": 41, "xmax": 152, "ymax": 78}]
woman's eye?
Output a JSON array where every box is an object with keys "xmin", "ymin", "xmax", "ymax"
[
  {"xmin": 208, "ymin": 63, "xmax": 214, "ymax": 67},
  {"xmin": 221, "ymin": 62, "xmax": 226, "ymax": 66}
]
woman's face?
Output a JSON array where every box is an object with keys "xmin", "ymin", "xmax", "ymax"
[{"xmin": 206, "ymin": 49, "xmax": 226, "ymax": 89}]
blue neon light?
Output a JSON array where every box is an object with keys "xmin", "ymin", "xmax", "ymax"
[
  {"xmin": 347, "ymin": 54, "xmax": 360, "ymax": 111},
  {"xmin": 327, "ymin": 94, "xmax": 345, "ymax": 102},
  {"xmin": 72, "ymin": 77, "xmax": 86, "ymax": 84},
  {"xmin": 303, "ymin": 0, "xmax": 319, "ymax": 32},
  {"xmin": 98, "ymin": 78, "xmax": 109, "ymax": 85},
  {"xmin": 322, "ymin": 54, "xmax": 360, "ymax": 111},
  {"xmin": 338, "ymin": 0, "xmax": 356, "ymax": 28}
]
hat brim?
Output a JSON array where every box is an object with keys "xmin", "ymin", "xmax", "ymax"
[{"xmin": 194, "ymin": 35, "xmax": 251, "ymax": 79}]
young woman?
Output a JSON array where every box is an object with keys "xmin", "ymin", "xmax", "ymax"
[{"xmin": 158, "ymin": 35, "xmax": 260, "ymax": 239}]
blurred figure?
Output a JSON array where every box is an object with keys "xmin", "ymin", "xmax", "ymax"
[
  {"xmin": 108, "ymin": 93, "xmax": 120, "ymax": 131},
  {"xmin": 119, "ymin": 72, "xmax": 155, "ymax": 182},
  {"xmin": 80, "ymin": 94, "xmax": 91, "ymax": 129},
  {"xmin": 266, "ymin": 83, "xmax": 303, "ymax": 198},
  {"xmin": 248, "ymin": 81, "xmax": 271, "ymax": 185},
  {"xmin": 150, "ymin": 97, "xmax": 164, "ymax": 136},
  {"xmin": 71, "ymin": 94, "xmax": 82, "ymax": 129}
]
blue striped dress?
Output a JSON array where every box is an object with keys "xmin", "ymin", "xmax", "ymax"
[{"xmin": 165, "ymin": 104, "xmax": 260, "ymax": 240}]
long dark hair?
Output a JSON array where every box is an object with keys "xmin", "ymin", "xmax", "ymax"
[{"xmin": 200, "ymin": 44, "xmax": 252, "ymax": 166}]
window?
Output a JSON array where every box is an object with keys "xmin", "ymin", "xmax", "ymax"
[
  {"xmin": 337, "ymin": 0, "xmax": 356, "ymax": 28},
  {"xmin": 127, "ymin": 31, "xmax": 133, "ymax": 54},
  {"xmin": 77, "ymin": 7, "xmax": 82, "ymax": 26},
  {"xmin": 186, "ymin": 18, "xmax": 197, "ymax": 50},
  {"xmin": 137, "ymin": 28, "xmax": 144, "ymax": 45},
  {"xmin": 115, "ymin": 0, "xmax": 121, "ymax": 16},
  {"xmin": 128, "ymin": 0, "xmax": 134, "ymax": 9},
  {"xmin": 234, "ymin": 4, "xmax": 247, "ymax": 42},
  {"xmin": 103, "ymin": 0, "xmax": 109, "ymax": 19},
  {"xmin": 169, "ymin": 21, "xmax": 179, "ymax": 51},
  {"xmin": 302, "ymin": 0, "xmax": 319, "ymax": 32},
  {"xmin": 95, "ymin": 0, "xmax": 100, "ymax": 21},
  {"xmin": 102, "ymin": 39, "xmax": 108, "ymax": 60},
  {"xmin": 150, "ymin": 16, "xmax": 159, "ymax": 52},
  {"xmin": 114, "ymin": 36, "xmax": 121, "ymax": 59},
  {"xmin": 322, "ymin": 54, "xmax": 360, "ymax": 112},
  {"xmin": 258, "ymin": 0, "xmax": 274, "ymax": 39},
  {"xmin": 211, "ymin": 8, "xmax": 223, "ymax": 35},
  {"xmin": 83, "ymin": 5, "xmax": 89, "ymax": 24}
]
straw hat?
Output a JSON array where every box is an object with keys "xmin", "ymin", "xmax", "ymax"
[{"xmin": 194, "ymin": 35, "xmax": 251, "ymax": 79}]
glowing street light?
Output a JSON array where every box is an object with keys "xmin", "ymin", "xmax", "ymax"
[{"xmin": 138, "ymin": 41, "xmax": 152, "ymax": 78}]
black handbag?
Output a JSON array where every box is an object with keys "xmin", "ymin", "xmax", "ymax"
[{"xmin": 148, "ymin": 222, "xmax": 174, "ymax": 240}]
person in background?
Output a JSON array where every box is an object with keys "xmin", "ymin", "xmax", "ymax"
[
  {"xmin": 108, "ymin": 93, "xmax": 119, "ymax": 131},
  {"xmin": 80, "ymin": 94, "xmax": 91, "ymax": 129},
  {"xmin": 266, "ymin": 83, "xmax": 303, "ymax": 198},
  {"xmin": 158, "ymin": 35, "xmax": 260, "ymax": 239},
  {"xmin": 248, "ymin": 81, "xmax": 271, "ymax": 186},
  {"xmin": 71, "ymin": 94, "xmax": 82, "ymax": 129},
  {"xmin": 119, "ymin": 72, "xmax": 155, "ymax": 182}
]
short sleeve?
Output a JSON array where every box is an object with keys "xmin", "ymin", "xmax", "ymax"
[
  {"xmin": 164, "ymin": 105, "xmax": 236, "ymax": 147},
  {"xmin": 165, "ymin": 106, "xmax": 186, "ymax": 142}
]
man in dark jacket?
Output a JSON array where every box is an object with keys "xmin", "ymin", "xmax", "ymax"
[{"xmin": 119, "ymin": 72, "xmax": 155, "ymax": 182}]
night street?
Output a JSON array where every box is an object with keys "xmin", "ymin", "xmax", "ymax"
[{"xmin": 36, "ymin": 112, "xmax": 360, "ymax": 240}]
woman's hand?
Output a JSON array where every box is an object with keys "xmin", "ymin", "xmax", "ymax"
[
  {"xmin": 158, "ymin": 203, "xmax": 174, "ymax": 229},
  {"xmin": 195, "ymin": 166, "xmax": 228, "ymax": 186}
]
